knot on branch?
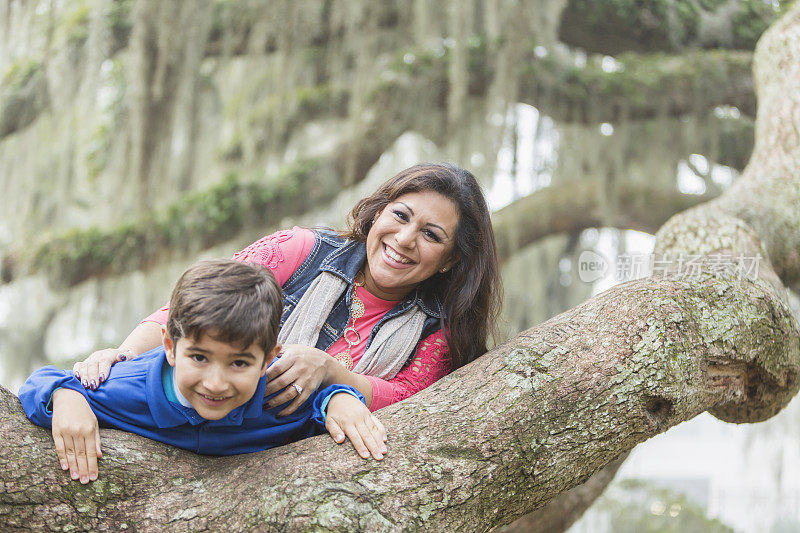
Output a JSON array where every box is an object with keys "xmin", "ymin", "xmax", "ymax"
[
  {"xmin": 642, "ymin": 395, "xmax": 674, "ymax": 429},
  {"xmin": 699, "ymin": 285, "xmax": 800, "ymax": 423}
]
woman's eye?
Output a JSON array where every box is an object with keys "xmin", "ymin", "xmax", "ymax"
[
  {"xmin": 392, "ymin": 210, "xmax": 409, "ymax": 221},
  {"xmin": 423, "ymin": 229, "xmax": 442, "ymax": 242}
]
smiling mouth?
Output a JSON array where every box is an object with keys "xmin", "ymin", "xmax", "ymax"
[
  {"xmin": 199, "ymin": 393, "xmax": 231, "ymax": 405},
  {"xmin": 383, "ymin": 243, "xmax": 414, "ymax": 264}
]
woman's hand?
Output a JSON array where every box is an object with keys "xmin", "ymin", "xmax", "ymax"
[
  {"xmin": 325, "ymin": 393, "xmax": 387, "ymax": 460},
  {"xmin": 72, "ymin": 321, "xmax": 163, "ymax": 389},
  {"xmin": 51, "ymin": 389, "xmax": 101, "ymax": 484},
  {"xmin": 72, "ymin": 347, "xmax": 132, "ymax": 390},
  {"xmin": 263, "ymin": 344, "xmax": 332, "ymax": 416}
]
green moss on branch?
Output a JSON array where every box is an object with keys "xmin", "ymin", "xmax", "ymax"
[
  {"xmin": 559, "ymin": 0, "xmax": 780, "ymax": 54},
  {"xmin": 521, "ymin": 49, "xmax": 755, "ymax": 122},
  {"xmin": 0, "ymin": 57, "xmax": 48, "ymax": 138},
  {"xmin": 15, "ymin": 159, "xmax": 328, "ymax": 287},
  {"xmin": 370, "ymin": 38, "xmax": 755, "ymax": 125}
]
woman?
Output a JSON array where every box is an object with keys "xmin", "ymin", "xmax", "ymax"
[{"xmin": 67, "ymin": 163, "xmax": 501, "ymax": 467}]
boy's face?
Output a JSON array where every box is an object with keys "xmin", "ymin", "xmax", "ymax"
[{"xmin": 163, "ymin": 329, "xmax": 279, "ymax": 420}]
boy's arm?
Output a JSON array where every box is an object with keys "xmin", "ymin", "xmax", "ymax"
[
  {"xmin": 52, "ymin": 389, "xmax": 101, "ymax": 484},
  {"xmin": 312, "ymin": 385, "xmax": 387, "ymax": 460},
  {"xmin": 19, "ymin": 367, "xmax": 102, "ymax": 484},
  {"xmin": 18, "ymin": 366, "xmax": 86, "ymax": 426}
]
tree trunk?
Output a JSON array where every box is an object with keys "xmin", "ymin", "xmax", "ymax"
[{"xmin": 2, "ymin": 5, "xmax": 800, "ymax": 533}]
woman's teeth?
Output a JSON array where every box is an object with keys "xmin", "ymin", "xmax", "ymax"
[{"xmin": 384, "ymin": 245, "xmax": 412, "ymax": 264}]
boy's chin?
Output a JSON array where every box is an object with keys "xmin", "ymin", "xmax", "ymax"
[
  {"xmin": 190, "ymin": 402, "xmax": 238, "ymax": 420},
  {"xmin": 196, "ymin": 411, "xmax": 230, "ymax": 420}
]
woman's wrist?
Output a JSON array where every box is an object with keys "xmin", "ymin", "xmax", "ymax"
[
  {"xmin": 320, "ymin": 356, "xmax": 342, "ymax": 387},
  {"xmin": 323, "ymin": 360, "xmax": 374, "ymax": 407},
  {"xmin": 114, "ymin": 344, "xmax": 145, "ymax": 362},
  {"xmin": 116, "ymin": 321, "xmax": 164, "ymax": 360},
  {"xmin": 115, "ymin": 346, "xmax": 137, "ymax": 360}
]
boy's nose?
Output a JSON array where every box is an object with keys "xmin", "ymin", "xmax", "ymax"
[{"xmin": 202, "ymin": 368, "xmax": 228, "ymax": 393}]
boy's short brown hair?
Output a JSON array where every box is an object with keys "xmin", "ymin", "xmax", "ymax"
[{"xmin": 166, "ymin": 259, "xmax": 282, "ymax": 357}]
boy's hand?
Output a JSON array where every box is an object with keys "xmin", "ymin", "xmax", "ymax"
[
  {"xmin": 51, "ymin": 389, "xmax": 102, "ymax": 484},
  {"xmin": 325, "ymin": 393, "xmax": 387, "ymax": 460}
]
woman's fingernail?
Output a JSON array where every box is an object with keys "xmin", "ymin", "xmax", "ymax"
[
  {"xmin": 89, "ymin": 473, "xmax": 97, "ymax": 481},
  {"xmin": 90, "ymin": 380, "xmax": 97, "ymax": 390},
  {"xmin": 81, "ymin": 475, "xmax": 88, "ymax": 484},
  {"xmin": 61, "ymin": 462, "xmax": 68, "ymax": 470},
  {"xmin": 73, "ymin": 371, "xmax": 80, "ymax": 379},
  {"xmin": 119, "ymin": 354, "xmax": 127, "ymax": 361},
  {"xmin": 98, "ymin": 374, "xmax": 105, "ymax": 383},
  {"xmin": 71, "ymin": 472, "xmax": 78, "ymax": 480},
  {"xmin": 82, "ymin": 379, "xmax": 88, "ymax": 388}
]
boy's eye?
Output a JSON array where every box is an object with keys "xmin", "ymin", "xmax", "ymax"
[
  {"xmin": 189, "ymin": 354, "xmax": 207, "ymax": 363},
  {"xmin": 231, "ymin": 360, "xmax": 251, "ymax": 368}
]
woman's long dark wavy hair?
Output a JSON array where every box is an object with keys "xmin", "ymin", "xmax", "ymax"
[{"xmin": 342, "ymin": 163, "xmax": 502, "ymax": 368}]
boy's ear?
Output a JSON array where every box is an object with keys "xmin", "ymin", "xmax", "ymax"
[
  {"xmin": 162, "ymin": 327, "xmax": 176, "ymax": 367},
  {"xmin": 262, "ymin": 343, "xmax": 281, "ymax": 371}
]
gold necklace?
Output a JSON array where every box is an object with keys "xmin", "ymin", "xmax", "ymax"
[{"xmin": 333, "ymin": 274, "xmax": 365, "ymax": 370}]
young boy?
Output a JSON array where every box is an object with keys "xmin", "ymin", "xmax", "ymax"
[{"xmin": 19, "ymin": 259, "xmax": 386, "ymax": 484}]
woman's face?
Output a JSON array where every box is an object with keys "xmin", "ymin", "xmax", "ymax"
[{"xmin": 363, "ymin": 190, "xmax": 459, "ymax": 300}]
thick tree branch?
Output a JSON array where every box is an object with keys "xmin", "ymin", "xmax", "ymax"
[
  {"xmin": 493, "ymin": 181, "xmax": 716, "ymax": 262},
  {"xmin": 1, "ymin": 260, "xmax": 797, "ymax": 530}
]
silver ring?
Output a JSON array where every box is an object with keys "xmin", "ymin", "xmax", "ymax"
[{"xmin": 292, "ymin": 383, "xmax": 303, "ymax": 395}]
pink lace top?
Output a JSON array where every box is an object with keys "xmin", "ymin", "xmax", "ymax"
[{"xmin": 143, "ymin": 227, "xmax": 452, "ymax": 410}]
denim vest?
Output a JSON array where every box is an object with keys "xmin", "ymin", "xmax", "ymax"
[{"xmin": 279, "ymin": 231, "xmax": 444, "ymax": 359}]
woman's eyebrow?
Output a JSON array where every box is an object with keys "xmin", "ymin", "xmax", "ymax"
[
  {"xmin": 428, "ymin": 223, "xmax": 449, "ymax": 237},
  {"xmin": 397, "ymin": 201, "xmax": 414, "ymax": 215}
]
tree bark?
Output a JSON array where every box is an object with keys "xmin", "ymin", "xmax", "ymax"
[
  {"xmin": 2, "ymin": 6, "xmax": 800, "ymax": 533},
  {"xmin": 496, "ymin": 453, "xmax": 629, "ymax": 533}
]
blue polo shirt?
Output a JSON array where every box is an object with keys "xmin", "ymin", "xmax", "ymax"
[{"xmin": 18, "ymin": 347, "xmax": 364, "ymax": 455}]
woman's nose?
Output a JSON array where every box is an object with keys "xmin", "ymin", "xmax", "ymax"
[{"xmin": 395, "ymin": 225, "xmax": 416, "ymax": 247}]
